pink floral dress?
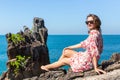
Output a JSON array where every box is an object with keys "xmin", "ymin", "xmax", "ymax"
[{"xmin": 70, "ymin": 30, "xmax": 103, "ymax": 72}]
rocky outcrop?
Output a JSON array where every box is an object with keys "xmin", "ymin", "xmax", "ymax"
[
  {"xmin": 0, "ymin": 17, "xmax": 120, "ymax": 80},
  {"xmin": 0, "ymin": 17, "xmax": 50, "ymax": 80}
]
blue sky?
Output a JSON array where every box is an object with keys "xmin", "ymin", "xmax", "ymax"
[{"xmin": 0, "ymin": 0, "xmax": 120, "ymax": 35}]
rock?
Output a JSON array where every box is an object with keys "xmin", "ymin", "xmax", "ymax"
[
  {"xmin": 38, "ymin": 68, "xmax": 66, "ymax": 80},
  {"xmin": 110, "ymin": 53, "xmax": 120, "ymax": 61},
  {"xmin": 74, "ymin": 69, "xmax": 120, "ymax": 80},
  {"xmin": 0, "ymin": 71, "xmax": 7, "ymax": 80},
  {"xmin": 32, "ymin": 17, "xmax": 48, "ymax": 44},
  {"xmin": 101, "ymin": 53, "xmax": 120, "ymax": 72},
  {"xmin": 63, "ymin": 68, "xmax": 84, "ymax": 80},
  {"xmin": 1, "ymin": 17, "xmax": 50, "ymax": 80},
  {"xmin": 23, "ymin": 76, "xmax": 38, "ymax": 80}
]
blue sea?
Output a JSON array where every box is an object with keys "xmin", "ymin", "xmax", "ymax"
[{"xmin": 0, "ymin": 35, "xmax": 120, "ymax": 75}]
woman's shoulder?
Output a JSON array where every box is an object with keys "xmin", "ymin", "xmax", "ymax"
[
  {"xmin": 89, "ymin": 29, "xmax": 102, "ymax": 39},
  {"xmin": 89, "ymin": 29, "xmax": 100, "ymax": 35}
]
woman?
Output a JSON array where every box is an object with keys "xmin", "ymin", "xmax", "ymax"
[{"xmin": 41, "ymin": 14, "xmax": 106, "ymax": 74}]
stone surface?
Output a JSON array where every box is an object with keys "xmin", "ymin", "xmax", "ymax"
[
  {"xmin": 0, "ymin": 17, "xmax": 50, "ymax": 80},
  {"xmin": 74, "ymin": 69, "xmax": 120, "ymax": 80}
]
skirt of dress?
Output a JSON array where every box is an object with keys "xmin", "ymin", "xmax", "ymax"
[{"xmin": 69, "ymin": 51, "xmax": 93, "ymax": 72}]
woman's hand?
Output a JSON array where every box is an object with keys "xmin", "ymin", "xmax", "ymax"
[
  {"xmin": 94, "ymin": 68, "xmax": 107, "ymax": 75},
  {"xmin": 92, "ymin": 56, "xmax": 107, "ymax": 75},
  {"xmin": 63, "ymin": 43, "xmax": 82, "ymax": 51}
]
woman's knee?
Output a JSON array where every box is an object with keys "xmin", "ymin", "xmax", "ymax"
[
  {"xmin": 63, "ymin": 49, "xmax": 69, "ymax": 57},
  {"xmin": 64, "ymin": 49, "xmax": 74, "ymax": 57},
  {"xmin": 64, "ymin": 49, "xmax": 71, "ymax": 54}
]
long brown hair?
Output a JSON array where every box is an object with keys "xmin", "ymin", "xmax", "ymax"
[{"xmin": 87, "ymin": 14, "xmax": 101, "ymax": 32}]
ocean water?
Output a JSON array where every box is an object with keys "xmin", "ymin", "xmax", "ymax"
[
  {"xmin": 0, "ymin": 35, "xmax": 8, "ymax": 76},
  {"xmin": 0, "ymin": 35, "xmax": 120, "ymax": 75}
]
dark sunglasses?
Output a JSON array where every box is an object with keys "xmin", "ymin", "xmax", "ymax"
[{"xmin": 85, "ymin": 20, "xmax": 94, "ymax": 25}]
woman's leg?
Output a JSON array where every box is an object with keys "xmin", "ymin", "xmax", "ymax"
[
  {"xmin": 41, "ymin": 49, "xmax": 78, "ymax": 71},
  {"xmin": 41, "ymin": 58, "xmax": 70, "ymax": 71},
  {"xmin": 58, "ymin": 49, "xmax": 78, "ymax": 61}
]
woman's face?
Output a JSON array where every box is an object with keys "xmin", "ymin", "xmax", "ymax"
[{"xmin": 86, "ymin": 16, "xmax": 96, "ymax": 30}]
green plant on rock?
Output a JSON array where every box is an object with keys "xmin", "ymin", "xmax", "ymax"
[
  {"xmin": 10, "ymin": 55, "xmax": 29, "ymax": 74},
  {"xmin": 8, "ymin": 34, "xmax": 25, "ymax": 44}
]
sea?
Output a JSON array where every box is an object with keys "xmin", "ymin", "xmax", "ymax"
[{"xmin": 0, "ymin": 35, "xmax": 120, "ymax": 75}]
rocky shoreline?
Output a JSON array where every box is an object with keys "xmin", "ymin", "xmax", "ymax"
[
  {"xmin": 1, "ymin": 53, "xmax": 119, "ymax": 80},
  {"xmin": 0, "ymin": 17, "xmax": 120, "ymax": 80}
]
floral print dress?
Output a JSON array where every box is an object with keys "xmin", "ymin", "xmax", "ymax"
[{"xmin": 70, "ymin": 30, "xmax": 103, "ymax": 72}]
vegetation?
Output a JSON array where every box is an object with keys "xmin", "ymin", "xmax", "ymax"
[
  {"xmin": 8, "ymin": 34, "xmax": 25, "ymax": 44},
  {"xmin": 10, "ymin": 55, "xmax": 30, "ymax": 74}
]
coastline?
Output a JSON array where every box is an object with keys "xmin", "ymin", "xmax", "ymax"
[{"xmin": 1, "ymin": 69, "xmax": 120, "ymax": 80}]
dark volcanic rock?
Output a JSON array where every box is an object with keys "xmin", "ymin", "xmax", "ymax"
[{"xmin": 0, "ymin": 17, "xmax": 50, "ymax": 80}]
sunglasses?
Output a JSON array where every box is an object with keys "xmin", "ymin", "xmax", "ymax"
[{"xmin": 85, "ymin": 20, "xmax": 94, "ymax": 25}]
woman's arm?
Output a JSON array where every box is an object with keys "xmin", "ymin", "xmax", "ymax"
[
  {"xmin": 65, "ymin": 43, "xmax": 82, "ymax": 50},
  {"xmin": 92, "ymin": 56, "xmax": 106, "ymax": 74}
]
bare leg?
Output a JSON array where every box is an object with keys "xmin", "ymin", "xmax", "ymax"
[
  {"xmin": 41, "ymin": 58, "xmax": 70, "ymax": 71},
  {"xmin": 58, "ymin": 49, "xmax": 77, "ymax": 61},
  {"xmin": 41, "ymin": 49, "xmax": 78, "ymax": 71}
]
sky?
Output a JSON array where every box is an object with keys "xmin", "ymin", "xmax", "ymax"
[{"xmin": 0, "ymin": 0, "xmax": 120, "ymax": 35}]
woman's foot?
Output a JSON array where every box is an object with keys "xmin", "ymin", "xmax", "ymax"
[{"xmin": 41, "ymin": 66, "xmax": 49, "ymax": 71}]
